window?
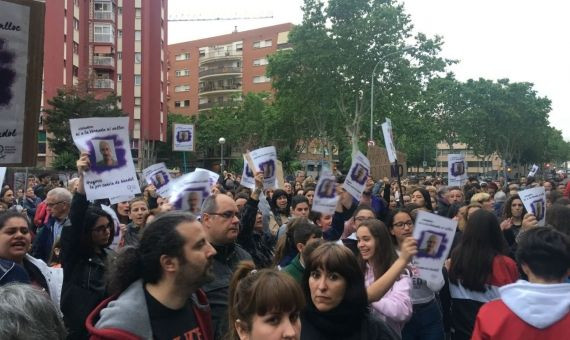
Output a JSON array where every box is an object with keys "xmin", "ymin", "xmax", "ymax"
[
  {"xmin": 117, "ymin": 52, "xmax": 122, "ymax": 59},
  {"xmin": 253, "ymin": 58, "xmax": 268, "ymax": 66},
  {"xmin": 135, "ymin": 30, "xmax": 141, "ymax": 41},
  {"xmin": 134, "ymin": 75, "xmax": 141, "ymax": 86},
  {"xmin": 175, "ymin": 69, "xmax": 190, "ymax": 77},
  {"xmin": 72, "ymin": 42, "xmax": 79, "ymax": 54},
  {"xmin": 135, "ymin": 8, "xmax": 142, "ymax": 18},
  {"xmin": 253, "ymin": 75, "xmax": 270, "ymax": 83},
  {"xmin": 118, "ymin": 7, "xmax": 122, "ymax": 15},
  {"xmin": 72, "ymin": 66, "xmax": 79, "ymax": 77},
  {"xmin": 94, "ymin": 1, "xmax": 112, "ymax": 12},
  {"xmin": 118, "ymin": 29, "xmax": 122, "ymax": 37},
  {"xmin": 199, "ymin": 48, "xmax": 206, "ymax": 57},
  {"xmin": 253, "ymin": 39, "xmax": 272, "ymax": 48},
  {"xmin": 73, "ymin": 18, "xmax": 79, "ymax": 30},
  {"xmin": 117, "ymin": 74, "xmax": 122, "ymax": 81},
  {"xmin": 236, "ymin": 42, "xmax": 243, "ymax": 51},
  {"xmin": 174, "ymin": 100, "xmax": 190, "ymax": 108},
  {"xmin": 135, "ymin": 52, "xmax": 142, "ymax": 64},
  {"xmin": 94, "ymin": 24, "xmax": 113, "ymax": 43},
  {"xmin": 175, "ymin": 85, "xmax": 190, "ymax": 92},
  {"xmin": 134, "ymin": 97, "xmax": 141, "ymax": 105},
  {"xmin": 175, "ymin": 52, "xmax": 190, "ymax": 61}
]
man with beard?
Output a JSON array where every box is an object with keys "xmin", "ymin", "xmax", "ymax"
[{"xmin": 87, "ymin": 212, "xmax": 217, "ymax": 340}]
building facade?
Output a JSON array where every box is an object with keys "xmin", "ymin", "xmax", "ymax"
[
  {"xmin": 167, "ymin": 23, "xmax": 293, "ymax": 116},
  {"xmin": 40, "ymin": 0, "xmax": 167, "ymax": 168}
]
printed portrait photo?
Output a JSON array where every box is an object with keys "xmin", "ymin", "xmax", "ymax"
[
  {"xmin": 176, "ymin": 130, "xmax": 192, "ymax": 143},
  {"xmin": 259, "ymin": 160, "xmax": 275, "ymax": 179},
  {"xmin": 350, "ymin": 163, "xmax": 368, "ymax": 185},
  {"xmin": 94, "ymin": 139, "xmax": 119, "ymax": 169},
  {"xmin": 417, "ymin": 231, "xmax": 445, "ymax": 258},
  {"xmin": 531, "ymin": 198, "xmax": 545, "ymax": 221},
  {"xmin": 181, "ymin": 190, "xmax": 203, "ymax": 214},
  {"xmin": 151, "ymin": 171, "xmax": 168, "ymax": 189},
  {"xmin": 317, "ymin": 179, "xmax": 336, "ymax": 199},
  {"xmin": 451, "ymin": 161, "xmax": 465, "ymax": 177}
]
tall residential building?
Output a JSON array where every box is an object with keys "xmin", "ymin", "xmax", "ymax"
[
  {"xmin": 40, "ymin": 0, "xmax": 167, "ymax": 168},
  {"xmin": 167, "ymin": 23, "xmax": 294, "ymax": 116}
]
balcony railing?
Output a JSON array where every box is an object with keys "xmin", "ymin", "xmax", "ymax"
[
  {"xmin": 200, "ymin": 50, "xmax": 242, "ymax": 62},
  {"xmin": 93, "ymin": 56, "xmax": 114, "ymax": 66},
  {"xmin": 199, "ymin": 67, "xmax": 242, "ymax": 78},
  {"xmin": 94, "ymin": 33, "xmax": 113, "ymax": 43},
  {"xmin": 198, "ymin": 100, "xmax": 237, "ymax": 110},
  {"xmin": 199, "ymin": 83, "xmax": 241, "ymax": 93},
  {"xmin": 94, "ymin": 11, "xmax": 114, "ymax": 21},
  {"xmin": 93, "ymin": 79, "xmax": 114, "ymax": 89}
]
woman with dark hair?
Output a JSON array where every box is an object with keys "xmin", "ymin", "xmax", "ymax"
[
  {"xmin": 301, "ymin": 242, "xmax": 399, "ymax": 340},
  {"xmin": 268, "ymin": 189, "xmax": 291, "ymax": 236},
  {"xmin": 410, "ymin": 188, "xmax": 433, "ymax": 212},
  {"xmin": 386, "ymin": 209, "xmax": 446, "ymax": 340},
  {"xmin": 500, "ymin": 194, "xmax": 527, "ymax": 256},
  {"xmin": 111, "ymin": 200, "xmax": 130, "ymax": 225},
  {"xmin": 448, "ymin": 209, "xmax": 518, "ymax": 340},
  {"xmin": 546, "ymin": 203, "xmax": 570, "ymax": 235},
  {"xmin": 356, "ymin": 219, "xmax": 412, "ymax": 335},
  {"xmin": 228, "ymin": 261, "xmax": 305, "ymax": 340},
  {"xmin": 60, "ymin": 152, "xmax": 116, "ymax": 339}
]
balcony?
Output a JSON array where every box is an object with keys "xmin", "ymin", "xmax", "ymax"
[
  {"xmin": 199, "ymin": 50, "xmax": 242, "ymax": 64},
  {"xmin": 199, "ymin": 83, "xmax": 241, "ymax": 95},
  {"xmin": 198, "ymin": 100, "xmax": 238, "ymax": 110},
  {"xmin": 93, "ymin": 79, "xmax": 114, "ymax": 89},
  {"xmin": 199, "ymin": 67, "xmax": 242, "ymax": 79},
  {"xmin": 93, "ymin": 33, "xmax": 114, "ymax": 44},
  {"xmin": 94, "ymin": 11, "xmax": 114, "ymax": 22},
  {"xmin": 93, "ymin": 56, "xmax": 114, "ymax": 68}
]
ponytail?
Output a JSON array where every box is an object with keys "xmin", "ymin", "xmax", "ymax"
[{"xmin": 227, "ymin": 261, "xmax": 256, "ymax": 340}]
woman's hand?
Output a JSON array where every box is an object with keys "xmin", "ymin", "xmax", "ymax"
[
  {"xmin": 500, "ymin": 218, "xmax": 512, "ymax": 231},
  {"xmin": 76, "ymin": 152, "xmax": 91, "ymax": 173},
  {"xmin": 399, "ymin": 237, "xmax": 418, "ymax": 263}
]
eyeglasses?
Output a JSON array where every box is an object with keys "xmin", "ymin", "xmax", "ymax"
[
  {"xmin": 208, "ymin": 211, "xmax": 238, "ymax": 219},
  {"xmin": 355, "ymin": 216, "xmax": 375, "ymax": 222},
  {"xmin": 46, "ymin": 201, "xmax": 66, "ymax": 208},
  {"xmin": 92, "ymin": 223, "xmax": 112, "ymax": 233},
  {"xmin": 393, "ymin": 221, "xmax": 413, "ymax": 228}
]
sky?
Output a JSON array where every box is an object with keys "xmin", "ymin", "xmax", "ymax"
[{"xmin": 168, "ymin": 0, "xmax": 570, "ymax": 141}]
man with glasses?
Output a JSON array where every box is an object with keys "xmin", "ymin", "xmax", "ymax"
[
  {"xmin": 31, "ymin": 187, "xmax": 72, "ymax": 262},
  {"xmin": 200, "ymin": 193, "xmax": 252, "ymax": 339}
]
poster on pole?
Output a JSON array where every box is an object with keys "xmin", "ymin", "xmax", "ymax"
[
  {"xmin": 0, "ymin": 167, "xmax": 6, "ymax": 186},
  {"xmin": 240, "ymin": 154, "xmax": 256, "ymax": 190},
  {"xmin": 170, "ymin": 169, "xmax": 219, "ymax": 215},
  {"xmin": 343, "ymin": 151, "xmax": 370, "ymax": 201},
  {"xmin": 248, "ymin": 146, "xmax": 277, "ymax": 189},
  {"xmin": 381, "ymin": 118, "xmax": 397, "ymax": 163},
  {"xmin": 527, "ymin": 164, "xmax": 539, "ymax": 177},
  {"xmin": 412, "ymin": 211, "xmax": 458, "ymax": 282},
  {"xmin": 312, "ymin": 171, "xmax": 339, "ymax": 215},
  {"xmin": 143, "ymin": 162, "xmax": 173, "ymax": 197},
  {"xmin": 172, "ymin": 123, "xmax": 195, "ymax": 152},
  {"xmin": 69, "ymin": 117, "xmax": 141, "ymax": 201},
  {"xmin": 519, "ymin": 186, "xmax": 546, "ymax": 226},
  {"xmin": 0, "ymin": 0, "xmax": 44, "ymax": 166},
  {"xmin": 448, "ymin": 154, "xmax": 467, "ymax": 187}
]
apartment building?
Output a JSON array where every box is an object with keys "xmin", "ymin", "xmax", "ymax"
[
  {"xmin": 40, "ymin": 0, "xmax": 167, "ymax": 168},
  {"xmin": 167, "ymin": 23, "xmax": 294, "ymax": 115}
]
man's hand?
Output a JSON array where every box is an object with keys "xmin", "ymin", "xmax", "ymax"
[{"xmin": 521, "ymin": 213, "xmax": 538, "ymax": 231}]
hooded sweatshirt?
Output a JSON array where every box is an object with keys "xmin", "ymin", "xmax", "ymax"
[{"xmin": 471, "ymin": 280, "xmax": 570, "ymax": 340}]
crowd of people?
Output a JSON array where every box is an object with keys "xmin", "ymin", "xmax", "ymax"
[{"xmin": 0, "ymin": 157, "xmax": 569, "ymax": 340}]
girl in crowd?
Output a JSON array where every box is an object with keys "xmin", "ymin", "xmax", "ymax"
[
  {"xmin": 357, "ymin": 219, "xmax": 413, "ymax": 335},
  {"xmin": 269, "ymin": 189, "xmax": 291, "ymax": 236},
  {"xmin": 228, "ymin": 261, "xmax": 305, "ymax": 340},
  {"xmin": 111, "ymin": 200, "xmax": 130, "ymax": 225},
  {"xmin": 387, "ymin": 209, "xmax": 445, "ymax": 340},
  {"xmin": 300, "ymin": 242, "xmax": 400, "ymax": 340},
  {"xmin": 448, "ymin": 209, "xmax": 518, "ymax": 340},
  {"xmin": 410, "ymin": 188, "xmax": 433, "ymax": 212},
  {"xmin": 500, "ymin": 194, "xmax": 527, "ymax": 254},
  {"xmin": 304, "ymin": 186, "xmax": 315, "ymax": 207},
  {"xmin": 60, "ymin": 152, "xmax": 116, "ymax": 339},
  {"xmin": 274, "ymin": 218, "xmax": 321, "ymax": 268},
  {"xmin": 120, "ymin": 197, "xmax": 149, "ymax": 248}
]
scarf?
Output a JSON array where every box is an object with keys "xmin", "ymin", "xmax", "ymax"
[{"xmin": 302, "ymin": 299, "xmax": 366, "ymax": 338}]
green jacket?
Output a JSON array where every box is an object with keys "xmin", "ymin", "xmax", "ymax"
[{"xmin": 282, "ymin": 254, "xmax": 304, "ymax": 284}]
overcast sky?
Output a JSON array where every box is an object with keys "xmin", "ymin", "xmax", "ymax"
[{"xmin": 168, "ymin": 0, "xmax": 570, "ymax": 141}]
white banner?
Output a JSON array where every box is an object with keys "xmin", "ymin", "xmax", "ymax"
[
  {"xmin": 519, "ymin": 186, "xmax": 546, "ymax": 226},
  {"xmin": 143, "ymin": 162, "xmax": 173, "ymax": 197},
  {"xmin": 527, "ymin": 164, "xmax": 539, "ymax": 177},
  {"xmin": 69, "ymin": 117, "xmax": 141, "ymax": 201},
  {"xmin": 108, "ymin": 194, "xmax": 135, "ymax": 205},
  {"xmin": 448, "ymin": 154, "xmax": 467, "ymax": 187},
  {"xmin": 170, "ymin": 169, "xmax": 219, "ymax": 214},
  {"xmin": 311, "ymin": 171, "xmax": 339, "ymax": 215},
  {"xmin": 172, "ymin": 123, "xmax": 195, "ymax": 151},
  {"xmin": 381, "ymin": 118, "xmax": 397, "ymax": 163},
  {"xmin": 0, "ymin": 167, "xmax": 6, "ymax": 186},
  {"xmin": 249, "ymin": 146, "xmax": 278, "ymax": 189},
  {"xmin": 240, "ymin": 154, "xmax": 256, "ymax": 189},
  {"xmin": 343, "ymin": 151, "xmax": 370, "ymax": 201},
  {"xmin": 412, "ymin": 211, "xmax": 458, "ymax": 282}
]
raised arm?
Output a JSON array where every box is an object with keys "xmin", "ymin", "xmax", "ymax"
[{"xmin": 237, "ymin": 172, "xmax": 263, "ymax": 248}]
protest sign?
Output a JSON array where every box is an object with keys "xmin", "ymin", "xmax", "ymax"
[
  {"xmin": 312, "ymin": 171, "xmax": 338, "ymax": 215},
  {"xmin": 0, "ymin": 167, "xmax": 6, "ymax": 186},
  {"xmin": 172, "ymin": 123, "xmax": 195, "ymax": 151},
  {"xmin": 240, "ymin": 154, "xmax": 256, "ymax": 189},
  {"xmin": 100, "ymin": 204, "xmax": 123, "ymax": 251},
  {"xmin": 519, "ymin": 186, "xmax": 546, "ymax": 226},
  {"xmin": 448, "ymin": 154, "xmax": 467, "ymax": 187},
  {"xmin": 275, "ymin": 160, "xmax": 285, "ymax": 189},
  {"xmin": 381, "ymin": 118, "xmax": 397, "ymax": 163},
  {"xmin": 249, "ymin": 146, "xmax": 278, "ymax": 189},
  {"xmin": 170, "ymin": 169, "xmax": 218, "ymax": 214},
  {"xmin": 528, "ymin": 164, "xmax": 539, "ymax": 177},
  {"xmin": 109, "ymin": 194, "xmax": 135, "ymax": 205},
  {"xmin": 343, "ymin": 151, "xmax": 370, "ymax": 201},
  {"xmin": 143, "ymin": 162, "xmax": 173, "ymax": 197},
  {"xmin": 0, "ymin": 0, "xmax": 44, "ymax": 166},
  {"xmin": 412, "ymin": 211, "xmax": 458, "ymax": 282},
  {"xmin": 69, "ymin": 117, "xmax": 141, "ymax": 201}
]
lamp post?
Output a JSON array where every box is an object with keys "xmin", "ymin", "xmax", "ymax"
[
  {"xmin": 370, "ymin": 46, "xmax": 415, "ymax": 142},
  {"xmin": 218, "ymin": 137, "xmax": 226, "ymax": 174}
]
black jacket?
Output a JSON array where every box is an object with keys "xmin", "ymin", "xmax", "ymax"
[
  {"xmin": 60, "ymin": 193, "xmax": 115, "ymax": 340},
  {"xmin": 238, "ymin": 197, "xmax": 274, "ymax": 268},
  {"xmin": 300, "ymin": 312, "xmax": 400, "ymax": 340}
]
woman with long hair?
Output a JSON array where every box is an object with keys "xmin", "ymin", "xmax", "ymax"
[
  {"xmin": 410, "ymin": 188, "xmax": 433, "ymax": 212},
  {"xmin": 357, "ymin": 219, "xmax": 412, "ymax": 335},
  {"xmin": 300, "ymin": 242, "xmax": 399, "ymax": 340},
  {"xmin": 268, "ymin": 189, "xmax": 291, "ymax": 236},
  {"xmin": 448, "ymin": 209, "xmax": 518, "ymax": 340},
  {"xmin": 227, "ymin": 261, "xmax": 305, "ymax": 340},
  {"xmin": 500, "ymin": 194, "xmax": 527, "ymax": 256}
]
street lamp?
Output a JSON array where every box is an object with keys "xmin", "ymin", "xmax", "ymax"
[
  {"xmin": 370, "ymin": 45, "xmax": 415, "ymax": 142},
  {"xmin": 218, "ymin": 137, "xmax": 226, "ymax": 174}
]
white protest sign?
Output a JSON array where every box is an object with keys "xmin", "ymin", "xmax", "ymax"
[
  {"xmin": 528, "ymin": 164, "xmax": 539, "ymax": 177},
  {"xmin": 381, "ymin": 118, "xmax": 397, "ymax": 163},
  {"xmin": 412, "ymin": 210, "xmax": 458, "ymax": 282},
  {"xmin": 448, "ymin": 154, "xmax": 467, "ymax": 187},
  {"xmin": 170, "ymin": 169, "xmax": 218, "ymax": 214},
  {"xmin": 69, "ymin": 117, "xmax": 141, "ymax": 201},
  {"xmin": 100, "ymin": 204, "xmax": 123, "ymax": 251},
  {"xmin": 311, "ymin": 171, "xmax": 339, "ymax": 215},
  {"xmin": 343, "ymin": 151, "xmax": 370, "ymax": 201},
  {"xmin": 172, "ymin": 123, "xmax": 195, "ymax": 151},
  {"xmin": 143, "ymin": 163, "xmax": 173, "ymax": 197},
  {"xmin": 240, "ymin": 154, "xmax": 256, "ymax": 189},
  {"xmin": 109, "ymin": 195, "xmax": 135, "ymax": 205},
  {"xmin": 519, "ymin": 186, "xmax": 546, "ymax": 226},
  {"xmin": 249, "ymin": 146, "xmax": 278, "ymax": 189},
  {"xmin": 0, "ymin": 167, "xmax": 6, "ymax": 186}
]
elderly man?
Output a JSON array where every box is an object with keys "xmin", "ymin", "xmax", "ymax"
[{"xmin": 31, "ymin": 187, "xmax": 72, "ymax": 262}]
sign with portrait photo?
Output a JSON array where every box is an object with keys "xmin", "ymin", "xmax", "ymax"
[
  {"xmin": 311, "ymin": 171, "xmax": 339, "ymax": 215},
  {"xmin": 527, "ymin": 164, "xmax": 539, "ymax": 177},
  {"xmin": 519, "ymin": 186, "xmax": 546, "ymax": 226},
  {"xmin": 412, "ymin": 211, "xmax": 458, "ymax": 282},
  {"xmin": 170, "ymin": 169, "xmax": 219, "ymax": 215},
  {"xmin": 172, "ymin": 123, "xmax": 195, "ymax": 152},
  {"xmin": 249, "ymin": 146, "xmax": 277, "ymax": 189},
  {"xmin": 142, "ymin": 162, "xmax": 173, "ymax": 198},
  {"xmin": 343, "ymin": 151, "xmax": 370, "ymax": 201},
  {"xmin": 69, "ymin": 117, "xmax": 141, "ymax": 201},
  {"xmin": 240, "ymin": 154, "xmax": 256, "ymax": 190},
  {"xmin": 448, "ymin": 154, "xmax": 467, "ymax": 187}
]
